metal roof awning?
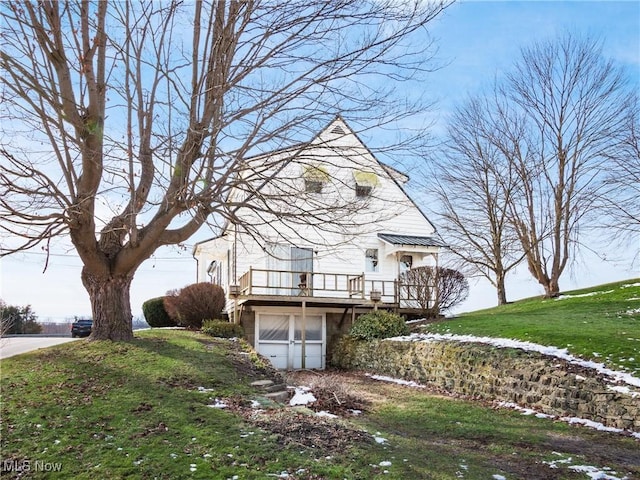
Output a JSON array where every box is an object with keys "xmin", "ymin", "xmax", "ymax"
[{"xmin": 378, "ymin": 233, "xmax": 447, "ymax": 255}]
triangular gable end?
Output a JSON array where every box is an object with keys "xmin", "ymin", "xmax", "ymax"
[{"xmin": 310, "ymin": 115, "xmax": 438, "ymax": 234}]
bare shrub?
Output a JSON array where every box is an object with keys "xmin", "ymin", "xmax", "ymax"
[
  {"xmin": 400, "ymin": 266, "xmax": 469, "ymax": 317},
  {"xmin": 164, "ymin": 283, "xmax": 226, "ymax": 328}
]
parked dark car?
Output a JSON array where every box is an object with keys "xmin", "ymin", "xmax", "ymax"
[{"xmin": 71, "ymin": 319, "xmax": 93, "ymax": 338}]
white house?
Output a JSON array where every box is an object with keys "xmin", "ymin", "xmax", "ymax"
[{"xmin": 193, "ymin": 116, "xmax": 445, "ymax": 369}]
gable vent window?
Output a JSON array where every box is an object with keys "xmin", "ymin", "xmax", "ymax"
[
  {"xmin": 331, "ymin": 125, "xmax": 345, "ymax": 134},
  {"xmin": 303, "ymin": 164, "xmax": 329, "ymax": 193},
  {"xmin": 353, "ymin": 170, "xmax": 379, "ymax": 197}
]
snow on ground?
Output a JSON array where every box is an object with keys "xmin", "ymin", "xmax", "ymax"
[
  {"xmin": 568, "ymin": 464, "xmax": 628, "ymax": 480},
  {"xmin": 556, "ymin": 290, "xmax": 615, "ymax": 300},
  {"xmin": 207, "ymin": 399, "xmax": 228, "ymax": 409},
  {"xmin": 365, "ymin": 373, "xmax": 425, "ymax": 388},
  {"xmin": 288, "ymin": 386, "xmax": 317, "ymax": 406},
  {"xmin": 544, "ymin": 453, "xmax": 629, "ymax": 480},
  {"xmin": 315, "ymin": 410, "xmax": 338, "ymax": 419},
  {"xmin": 388, "ymin": 333, "xmax": 640, "ymax": 388},
  {"xmin": 607, "ymin": 385, "xmax": 640, "ymax": 398},
  {"xmin": 622, "ymin": 283, "xmax": 640, "ymax": 288},
  {"xmin": 497, "ymin": 401, "xmax": 640, "ymax": 440}
]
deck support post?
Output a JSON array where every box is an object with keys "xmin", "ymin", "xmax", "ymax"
[{"xmin": 301, "ymin": 300, "xmax": 306, "ymax": 370}]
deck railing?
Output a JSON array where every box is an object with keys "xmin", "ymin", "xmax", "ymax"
[
  {"xmin": 236, "ymin": 268, "xmax": 400, "ymax": 303},
  {"xmin": 234, "ymin": 268, "xmax": 436, "ymax": 308}
]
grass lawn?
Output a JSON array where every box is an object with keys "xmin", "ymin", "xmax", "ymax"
[
  {"xmin": 1, "ymin": 329, "xmax": 639, "ymax": 479},
  {"xmin": 424, "ymin": 279, "xmax": 640, "ymax": 376}
]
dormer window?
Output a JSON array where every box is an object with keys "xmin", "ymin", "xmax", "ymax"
[
  {"xmin": 303, "ymin": 164, "xmax": 329, "ymax": 193},
  {"xmin": 353, "ymin": 170, "xmax": 379, "ymax": 197}
]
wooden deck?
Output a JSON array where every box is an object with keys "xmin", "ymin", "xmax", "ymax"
[{"xmin": 234, "ymin": 268, "xmax": 428, "ymax": 311}]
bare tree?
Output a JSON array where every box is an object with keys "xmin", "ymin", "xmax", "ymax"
[
  {"xmin": 593, "ymin": 102, "xmax": 640, "ymax": 259},
  {"xmin": 502, "ymin": 33, "xmax": 636, "ymax": 297},
  {"xmin": 427, "ymin": 94, "xmax": 524, "ymax": 305},
  {"xmin": 0, "ymin": 1, "xmax": 451, "ymax": 340}
]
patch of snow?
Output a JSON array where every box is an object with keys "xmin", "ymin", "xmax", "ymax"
[
  {"xmin": 498, "ymin": 402, "xmax": 640, "ymax": 438},
  {"xmin": 560, "ymin": 417, "xmax": 625, "ymax": 434},
  {"xmin": 374, "ymin": 436, "xmax": 388, "ymax": 444},
  {"xmin": 289, "ymin": 386, "xmax": 316, "ymax": 406},
  {"xmin": 622, "ymin": 282, "xmax": 640, "ymax": 288},
  {"xmin": 189, "ymin": 464, "xmax": 197, "ymax": 472},
  {"xmin": 623, "ymin": 308, "xmax": 640, "ymax": 315},
  {"xmin": 543, "ymin": 455, "xmax": 573, "ymax": 469},
  {"xmin": 627, "ymin": 297, "xmax": 640, "ymax": 301},
  {"xmin": 379, "ymin": 461, "xmax": 392, "ymax": 467},
  {"xmin": 575, "ymin": 375, "xmax": 586, "ymax": 381},
  {"xmin": 492, "ymin": 475, "xmax": 507, "ymax": 480},
  {"xmin": 366, "ymin": 373, "xmax": 425, "ymax": 388},
  {"xmin": 388, "ymin": 333, "xmax": 640, "ymax": 388},
  {"xmin": 207, "ymin": 399, "xmax": 228, "ymax": 409},
  {"xmin": 406, "ymin": 318, "xmax": 427, "ymax": 324},
  {"xmin": 349, "ymin": 409, "xmax": 362, "ymax": 415},
  {"xmin": 556, "ymin": 290, "xmax": 614, "ymax": 300},
  {"xmin": 607, "ymin": 385, "xmax": 640, "ymax": 398},
  {"xmin": 316, "ymin": 410, "xmax": 338, "ymax": 418},
  {"xmin": 196, "ymin": 386, "xmax": 215, "ymax": 392},
  {"xmin": 497, "ymin": 402, "xmax": 553, "ymax": 419},
  {"xmin": 250, "ymin": 400, "xmax": 261, "ymax": 408},
  {"xmin": 568, "ymin": 465, "xmax": 623, "ymax": 479}
]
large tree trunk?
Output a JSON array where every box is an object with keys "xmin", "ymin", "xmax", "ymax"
[
  {"xmin": 543, "ymin": 277, "xmax": 560, "ymax": 299},
  {"xmin": 82, "ymin": 269, "xmax": 134, "ymax": 341},
  {"xmin": 496, "ymin": 272, "xmax": 508, "ymax": 305}
]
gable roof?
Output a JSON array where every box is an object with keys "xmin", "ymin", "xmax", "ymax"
[{"xmin": 192, "ymin": 115, "xmax": 439, "ymax": 254}]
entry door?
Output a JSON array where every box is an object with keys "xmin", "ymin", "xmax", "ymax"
[
  {"xmin": 291, "ymin": 247, "xmax": 313, "ymax": 295},
  {"xmin": 257, "ymin": 313, "xmax": 325, "ymax": 369}
]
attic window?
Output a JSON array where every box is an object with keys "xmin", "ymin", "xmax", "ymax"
[
  {"xmin": 305, "ymin": 179, "xmax": 323, "ymax": 193},
  {"xmin": 303, "ymin": 164, "xmax": 329, "ymax": 193},
  {"xmin": 353, "ymin": 170, "xmax": 379, "ymax": 197},
  {"xmin": 331, "ymin": 125, "xmax": 345, "ymax": 134}
]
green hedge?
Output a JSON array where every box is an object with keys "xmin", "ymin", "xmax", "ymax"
[
  {"xmin": 142, "ymin": 297, "xmax": 176, "ymax": 328},
  {"xmin": 349, "ymin": 310, "xmax": 409, "ymax": 340},
  {"xmin": 201, "ymin": 319, "xmax": 244, "ymax": 338}
]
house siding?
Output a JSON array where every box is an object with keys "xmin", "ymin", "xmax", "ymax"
[{"xmin": 193, "ymin": 116, "xmax": 443, "ymax": 369}]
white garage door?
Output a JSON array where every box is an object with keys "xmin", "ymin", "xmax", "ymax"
[{"xmin": 257, "ymin": 312, "xmax": 325, "ymax": 370}]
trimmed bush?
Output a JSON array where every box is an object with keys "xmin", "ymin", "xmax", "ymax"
[
  {"xmin": 164, "ymin": 283, "xmax": 226, "ymax": 328},
  {"xmin": 202, "ymin": 319, "xmax": 244, "ymax": 338},
  {"xmin": 349, "ymin": 310, "xmax": 409, "ymax": 341},
  {"xmin": 142, "ymin": 297, "xmax": 176, "ymax": 327}
]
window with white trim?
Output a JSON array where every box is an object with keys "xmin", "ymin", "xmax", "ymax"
[
  {"xmin": 365, "ymin": 248, "xmax": 379, "ymax": 272},
  {"xmin": 399, "ymin": 254, "xmax": 413, "ymax": 273}
]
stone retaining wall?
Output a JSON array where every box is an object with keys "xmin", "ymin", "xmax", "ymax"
[{"xmin": 330, "ymin": 337, "xmax": 640, "ymax": 431}]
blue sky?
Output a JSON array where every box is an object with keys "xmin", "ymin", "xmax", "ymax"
[{"xmin": 1, "ymin": 1, "xmax": 638, "ymax": 321}]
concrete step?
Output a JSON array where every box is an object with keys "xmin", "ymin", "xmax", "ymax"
[
  {"xmin": 250, "ymin": 379, "xmax": 274, "ymax": 389},
  {"xmin": 264, "ymin": 390, "xmax": 290, "ymax": 403},
  {"xmin": 264, "ymin": 383, "xmax": 287, "ymax": 393}
]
